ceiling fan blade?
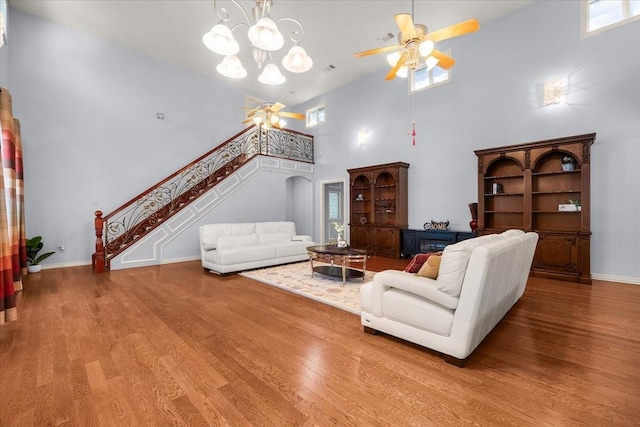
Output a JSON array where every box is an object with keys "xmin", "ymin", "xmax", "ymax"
[
  {"xmin": 279, "ymin": 112, "xmax": 305, "ymax": 119},
  {"xmin": 431, "ymin": 49, "xmax": 455, "ymax": 69},
  {"xmin": 271, "ymin": 102, "xmax": 285, "ymax": 113},
  {"xmin": 395, "ymin": 13, "xmax": 417, "ymax": 39},
  {"xmin": 242, "ymin": 118, "xmax": 254, "ymax": 124},
  {"xmin": 385, "ymin": 51, "xmax": 408, "ymax": 81},
  {"xmin": 428, "ymin": 19, "xmax": 479, "ymax": 42},
  {"xmin": 354, "ymin": 45, "xmax": 400, "ymax": 58}
]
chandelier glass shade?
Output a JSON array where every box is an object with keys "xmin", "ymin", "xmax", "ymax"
[
  {"xmin": 202, "ymin": 22, "xmax": 239, "ymax": 55},
  {"xmin": 258, "ymin": 63, "xmax": 286, "ymax": 85},
  {"xmin": 216, "ymin": 55, "xmax": 247, "ymax": 78},
  {"xmin": 248, "ymin": 17, "xmax": 284, "ymax": 51},
  {"xmin": 203, "ymin": 0, "xmax": 313, "ymax": 85}
]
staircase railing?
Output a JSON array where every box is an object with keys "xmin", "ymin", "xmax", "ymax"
[{"xmin": 92, "ymin": 125, "xmax": 314, "ymax": 272}]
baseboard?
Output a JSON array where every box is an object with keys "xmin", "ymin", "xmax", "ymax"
[
  {"xmin": 40, "ymin": 260, "xmax": 92, "ymax": 270},
  {"xmin": 161, "ymin": 255, "xmax": 201, "ymax": 265},
  {"xmin": 591, "ymin": 273, "xmax": 640, "ymax": 285},
  {"xmin": 37, "ymin": 256, "xmax": 200, "ymax": 271}
]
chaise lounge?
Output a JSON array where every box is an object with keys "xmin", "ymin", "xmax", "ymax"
[{"xmin": 360, "ymin": 229, "xmax": 539, "ymax": 366}]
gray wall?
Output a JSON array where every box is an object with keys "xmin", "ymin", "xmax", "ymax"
[
  {"xmin": 6, "ymin": 2, "xmax": 640, "ymax": 281},
  {"xmin": 295, "ymin": 1, "xmax": 640, "ymax": 281},
  {"xmin": 7, "ymin": 9, "xmax": 303, "ymax": 266}
]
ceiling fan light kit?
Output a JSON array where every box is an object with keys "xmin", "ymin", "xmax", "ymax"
[
  {"xmin": 241, "ymin": 101, "xmax": 305, "ymax": 129},
  {"xmin": 354, "ymin": 2, "xmax": 479, "ymax": 82},
  {"xmin": 203, "ymin": 0, "xmax": 313, "ymax": 85}
]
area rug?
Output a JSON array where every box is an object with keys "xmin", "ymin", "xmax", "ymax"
[{"xmin": 239, "ymin": 261, "xmax": 373, "ymax": 315}]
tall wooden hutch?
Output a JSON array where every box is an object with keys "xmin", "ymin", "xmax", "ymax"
[
  {"xmin": 348, "ymin": 162, "xmax": 409, "ymax": 258},
  {"xmin": 474, "ymin": 133, "xmax": 595, "ymax": 284}
]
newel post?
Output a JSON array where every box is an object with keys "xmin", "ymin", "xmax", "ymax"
[{"xmin": 93, "ymin": 210, "xmax": 105, "ymax": 273}]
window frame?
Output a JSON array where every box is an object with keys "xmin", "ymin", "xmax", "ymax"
[
  {"xmin": 581, "ymin": 0, "xmax": 640, "ymax": 38},
  {"xmin": 305, "ymin": 103, "xmax": 326, "ymax": 129},
  {"xmin": 409, "ymin": 50, "xmax": 453, "ymax": 94}
]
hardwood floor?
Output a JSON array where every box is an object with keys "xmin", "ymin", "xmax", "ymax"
[{"xmin": 1, "ymin": 256, "xmax": 639, "ymax": 426}]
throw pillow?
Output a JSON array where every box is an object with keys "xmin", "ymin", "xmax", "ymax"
[
  {"xmin": 417, "ymin": 254, "xmax": 442, "ymax": 279},
  {"xmin": 404, "ymin": 252, "xmax": 434, "ymax": 273}
]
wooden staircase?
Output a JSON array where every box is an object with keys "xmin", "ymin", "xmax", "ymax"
[{"xmin": 92, "ymin": 125, "xmax": 313, "ymax": 272}]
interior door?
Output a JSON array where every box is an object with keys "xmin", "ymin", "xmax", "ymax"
[{"xmin": 324, "ymin": 182, "xmax": 344, "ymax": 242}]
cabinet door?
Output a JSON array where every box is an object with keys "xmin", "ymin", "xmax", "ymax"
[
  {"xmin": 350, "ymin": 226, "xmax": 372, "ymax": 251},
  {"xmin": 402, "ymin": 230, "xmax": 418, "ymax": 258},
  {"xmin": 373, "ymin": 227, "xmax": 400, "ymax": 257},
  {"xmin": 532, "ymin": 234, "xmax": 580, "ymax": 277}
]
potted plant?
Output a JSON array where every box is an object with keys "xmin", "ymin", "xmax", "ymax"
[
  {"xmin": 26, "ymin": 236, "xmax": 55, "ymax": 273},
  {"xmin": 569, "ymin": 199, "xmax": 582, "ymax": 211}
]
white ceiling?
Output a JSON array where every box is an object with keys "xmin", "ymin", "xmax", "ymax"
[{"xmin": 9, "ymin": 0, "xmax": 533, "ymax": 107}]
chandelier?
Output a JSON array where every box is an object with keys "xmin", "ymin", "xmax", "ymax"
[{"xmin": 202, "ymin": 0, "xmax": 313, "ymax": 85}]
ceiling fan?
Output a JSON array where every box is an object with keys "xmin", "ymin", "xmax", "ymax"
[
  {"xmin": 354, "ymin": 8, "xmax": 479, "ymax": 81},
  {"xmin": 241, "ymin": 102, "xmax": 305, "ymax": 129}
]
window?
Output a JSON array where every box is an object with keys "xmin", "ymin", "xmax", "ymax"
[
  {"xmin": 409, "ymin": 51, "xmax": 452, "ymax": 94},
  {"xmin": 306, "ymin": 103, "xmax": 326, "ymax": 128},
  {"xmin": 582, "ymin": 0, "xmax": 640, "ymax": 37}
]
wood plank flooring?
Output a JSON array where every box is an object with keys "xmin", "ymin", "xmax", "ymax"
[{"xmin": 1, "ymin": 257, "xmax": 639, "ymax": 426}]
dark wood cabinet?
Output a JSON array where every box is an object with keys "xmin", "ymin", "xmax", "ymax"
[
  {"xmin": 475, "ymin": 133, "xmax": 595, "ymax": 284},
  {"xmin": 348, "ymin": 162, "xmax": 409, "ymax": 258}
]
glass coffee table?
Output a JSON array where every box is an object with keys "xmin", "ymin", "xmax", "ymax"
[{"xmin": 306, "ymin": 245, "xmax": 368, "ymax": 283}]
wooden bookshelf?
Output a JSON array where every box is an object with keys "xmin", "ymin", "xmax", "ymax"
[{"xmin": 475, "ymin": 133, "xmax": 595, "ymax": 284}]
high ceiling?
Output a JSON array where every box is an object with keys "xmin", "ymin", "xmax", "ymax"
[{"xmin": 9, "ymin": 0, "xmax": 533, "ymax": 106}]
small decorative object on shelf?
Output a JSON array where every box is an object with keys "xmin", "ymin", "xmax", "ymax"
[
  {"xmin": 424, "ymin": 220, "xmax": 450, "ymax": 231},
  {"xmin": 468, "ymin": 202, "xmax": 478, "ymax": 232},
  {"xmin": 491, "ymin": 182, "xmax": 503, "ymax": 194},
  {"xmin": 561, "ymin": 155, "xmax": 576, "ymax": 171},
  {"xmin": 332, "ymin": 221, "xmax": 349, "ymax": 248},
  {"xmin": 356, "ymin": 193, "xmax": 364, "ymax": 201},
  {"xmin": 570, "ymin": 199, "xmax": 582, "ymax": 211},
  {"xmin": 360, "ymin": 216, "xmax": 367, "ymax": 224}
]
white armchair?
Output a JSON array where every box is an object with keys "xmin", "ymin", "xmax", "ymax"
[{"xmin": 360, "ymin": 230, "xmax": 538, "ymax": 366}]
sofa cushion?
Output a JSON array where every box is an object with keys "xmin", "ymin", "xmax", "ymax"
[
  {"xmin": 200, "ymin": 223, "xmax": 256, "ymax": 250},
  {"xmin": 218, "ymin": 245, "xmax": 276, "ymax": 265},
  {"xmin": 436, "ymin": 233, "xmax": 508, "ymax": 297},
  {"xmin": 372, "ymin": 270, "xmax": 459, "ymax": 310},
  {"xmin": 417, "ymin": 254, "xmax": 441, "ymax": 279},
  {"xmin": 257, "ymin": 232, "xmax": 294, "ymax": 245},
  {"xmin": 404, "ymin": 253, "xmax": 434, "ymax": 273},
  {"xmin": 273, "ymin": 242, "xmax": 309, "ymax": 258},
  {"xmin": 501, "ymin": 229, "xmax": 525, "ymax": 238},
  {"xmin": 217, "ymin": 234, "xmax": 259, "ymax": 251},
  {"xmin": 256, "ymin": 222, "xmax": 297, "ymax": 234},
  {"xmin": 436, "ymin": 243, "xmax": 474, "ymax": 297}
]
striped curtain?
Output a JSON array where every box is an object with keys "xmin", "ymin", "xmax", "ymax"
[{"xmin": 0, "ymin": 87, "xmax": 26, "ymax": 325}]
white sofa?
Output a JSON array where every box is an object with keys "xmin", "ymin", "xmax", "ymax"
[
  {"xmin": 360, "ymin": 230, "xmax": 539, "ymax": 366},
  {"xmin": 199, "ymin": 221, "xmax": 314, "ymax": 274}
]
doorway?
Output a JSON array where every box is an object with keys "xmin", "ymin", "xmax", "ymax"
[{"xmin": 322, "ymin": 181, "xmax": 345, "ymax": 242}]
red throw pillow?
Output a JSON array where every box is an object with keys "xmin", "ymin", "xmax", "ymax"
[{"xmin": 404, "ymin": 252, "xmax": 435, "ymax": 273}]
